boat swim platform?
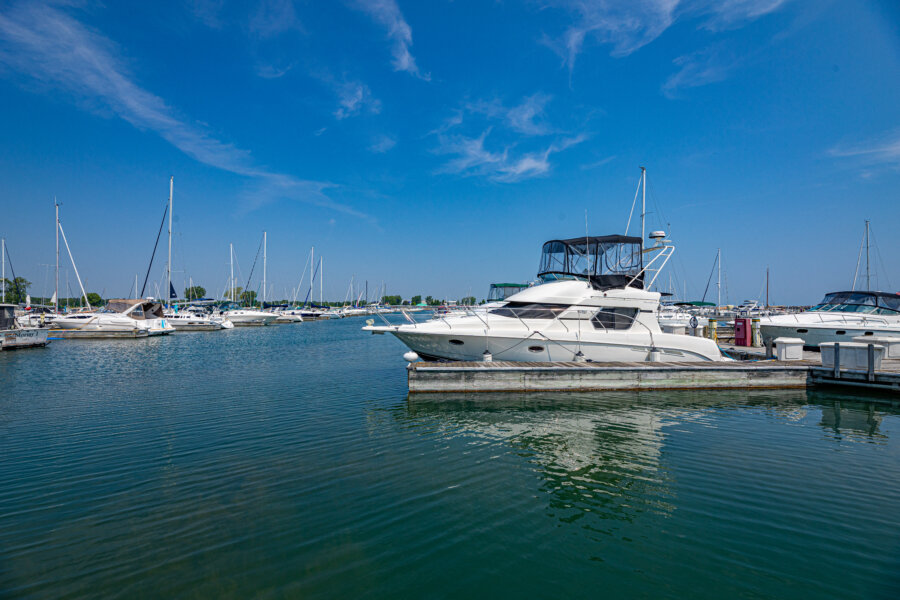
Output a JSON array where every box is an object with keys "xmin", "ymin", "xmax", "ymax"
[{"xmin": 408, "ymin": 359, "xmax": 900, "ymax": 399}]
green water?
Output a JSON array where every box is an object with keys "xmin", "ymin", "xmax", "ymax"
[{"xmin": 2, "ymin": 318, "xmax": 899, "ymax": 598}]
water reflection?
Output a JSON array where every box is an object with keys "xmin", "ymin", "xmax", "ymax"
[{"xmin": 397, "ymin": 389, "xmax": 897, "ymax": 528}]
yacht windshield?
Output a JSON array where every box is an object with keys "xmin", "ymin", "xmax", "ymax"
[
  {"xmin": 487, "ymin": 284, "xmax": 529, "ymax": 302},
  {"xmin": 809, "ymin": 291, "xmax": 900, "ymax": 315},
  {"xmin": 538, "ymin": 235, "xmax": 643, "ymax": 289}
]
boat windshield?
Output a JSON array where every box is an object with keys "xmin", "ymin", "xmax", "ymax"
[
  {"xmin": 538, "ymin": 235, "xmax": 643, "ymax": 289},
  {"xmin": 809, "ymin": 291, "xmax": 900, "ymax": 315},
  {"xmin": 487, "ymin": 284, "xmax": 528, "ymax": 302}
]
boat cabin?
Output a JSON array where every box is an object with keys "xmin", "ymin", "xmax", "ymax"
[
  {"xmin": 538, "ymin": 235, "xmax": 643, "ymax": 289},
  {"xmin": 809, "ymin": 291, "xmax": 900, "ymax": 315},
  {"xmin": 0, "ymin": 304, "xmax": 16, "ymax": 330}
]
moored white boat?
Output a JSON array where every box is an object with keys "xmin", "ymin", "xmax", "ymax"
[
  {"xmin": 759, "ymin": 290, "xmax": 900, "ymax": 347},
  {"xmin": 1, "ymin": 304, "xmax": 50, "ymax": 350},
  {"xmin": 365, "ymin": 234, "xmax": 725, "ymax": 363}
]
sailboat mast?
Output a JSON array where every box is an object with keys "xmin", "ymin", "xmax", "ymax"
[
  {"xmin": 640, "ymin": 166, "xmax": 646, "ymax": 243},
  {"xmin": 167, "ymin": 176, "xmax": 173, "ymax": 308},
  {"xmin": 716, "ymin": 248, "xmax": 721, "ymax": 309},
  {"xmin": 1, "ymin": 237, "xmax": 5, "ymax": 303},
  {"xmin": 766, "ymin": 267, "xmax": 769, "ymax": 309},
  {"xmin": 865, "ymin": 219, "xmax": 870, "ymax": 291},
  {"xmin": 58, "ymin": 220, "xmax": 90, "ymax": 309},
  {"xmin": 262, "ymin": 231, "xmax": 267, "ymax": 306},
  {"xmin": 320, "ymin": 257, "xmax": 324, "ymax": 306},
  {"xmin": 230, "ymin": 243, "xmax": 234, "ymax": 303},
  {"xmin": 55, "ymin": 200, "xmax": 60, "ymax": 312}
]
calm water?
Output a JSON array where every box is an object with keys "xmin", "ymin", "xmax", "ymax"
[{"xmin": 2, "ymin": 318, "xmax": 899, "ymax": 599}]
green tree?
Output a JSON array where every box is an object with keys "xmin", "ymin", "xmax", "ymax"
[
  {"xmin": 0, "ymin": 276, "xmax": 31, "ymax": 304},
  {"xmin": 381, "ymin": 295, "xmax": 402, "ymax": 305},
  {"xmin": 184, "ymin": 285, "xmax": 206, "ymax": 300},
  {"xmin": 411, "ymin": 295, "xmax": 422, "ymax": 305},
  {"xmin": 240, "ymin": 290, "xmax": 257, "ymax": 305},
  {"xmin": 226, "ymin": 287, "xmax": 243, "ymax": 302},
  {"xmin": 424, "ymin": 295, "xmax": 433, "ymax": 305},
  {"xmin": 85, "ymin": 292, "xmax": 102, "ymax": 307},
  {"xmin": 460, "ymin": 296, "xmax": 476, "ymax": 306}
]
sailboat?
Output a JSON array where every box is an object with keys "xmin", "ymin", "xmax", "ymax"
[
  {"xmin": 759, "ymin": 221, "xmax": 900, "ymax": 347},
  {"xmin": 221, "ymin": 238, "xmax": 276, "ymax": 326}
]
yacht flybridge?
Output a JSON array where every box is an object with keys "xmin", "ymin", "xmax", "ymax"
[{"xmin": 364, "ymin": 234, "xmax": 725, "ymax": 362}]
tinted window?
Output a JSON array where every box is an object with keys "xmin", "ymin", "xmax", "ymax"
[
  {"xmin": 489, "ymin": 302, "xmax": 569, "ymax": 319},
  {"xmin": 591, "ymin": 307, "xmax": 638, "ymax": 330}
]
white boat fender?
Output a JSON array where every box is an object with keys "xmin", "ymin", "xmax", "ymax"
[
  {"xmin": 649, "ymin": 347, "xmax": 661, "ymax": 362},
  {"xmin": 403, "ymin": 351, "xmax": 419, "ymax": 363},
  {"xmin": 574, "ymin": 351, "xmax": 586, "ymax": 362},
  {"xmin": 482, "ymin": 350, "xmax": 493, "ymax": 362}
]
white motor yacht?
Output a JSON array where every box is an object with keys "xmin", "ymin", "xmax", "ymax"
[
  {"xmin": 165, "ymin": 306, "xmax": 234, "ymax": 330},
  {"xmin": 364, "ymin": 234, "xmax": 725, "ymax": 363},
  {"xmin": 221, "ymin": 307, "xmax": 277, "ymax": 326},
  {"xmin": 275, "ymin": 308, "xmax": 304, "ymax": 323},
  {"xmin": 53, "ymin": 299, "xmax": 175, "ymax": 336},
  {"xmin": 760, "ymin": 290, "xmax": 900, "ymax": 347}
]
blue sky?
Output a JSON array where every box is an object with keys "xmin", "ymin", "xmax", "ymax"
[{"xmin": 1, "ymin": 0, "xmax": 899, "ymax": 304}]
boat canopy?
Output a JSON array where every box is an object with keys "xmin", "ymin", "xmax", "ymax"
[
  {"xmin": 105, "ymin": 299, "xmax": 165, "ymax": 319},
  {"xmin": 538, "ymin": 235, "xmax": 643, "ymax": 289},
  {"xmin": 811, "ymin": 291, "xmax": 900, "ymax": 314}
]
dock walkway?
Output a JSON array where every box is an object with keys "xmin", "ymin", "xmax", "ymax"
[{"xmin": 408, "ymin": 358, "xmax": 900, "ymax": 400}]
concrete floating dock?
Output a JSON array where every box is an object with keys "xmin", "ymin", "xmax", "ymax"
[{"xmin": 408, "ymin": 358, "xmax": 900, "ymax": 400}]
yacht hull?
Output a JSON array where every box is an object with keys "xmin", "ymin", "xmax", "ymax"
[
  {"xmin": 392, "ymin": 330, "xmax": 719, "ymax": 363},
  {"xmin": 760, "ymin": 323, "xmax": 900, "ymax": 348},
  {"xmin": 1, "ymin": 327, "xmax": 50, "ymax": 350}
]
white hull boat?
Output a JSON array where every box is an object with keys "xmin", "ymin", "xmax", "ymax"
[
  {"xmin": 165, "ymin": 310, "xmax": 234, "ymax": 331},
  {"xmin": 760, "ymin": 291, "xmax": 900, "ymax": 347},
  {"xmin": 53, "ymin": 299, "xmax": 175, "ymax": 336},
  {"xmin": 222, "ymin": 309, "xmax": 277, "ymax": 326},
  {"xmin": 365, "ymin": 234, "xmax": 725, "ymax": 363},
  {"xmin": 1, "ymin": 305, "xmax": 50, "ymax": 350}
]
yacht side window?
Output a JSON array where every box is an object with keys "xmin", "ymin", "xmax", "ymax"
[
  {"xmin": 591, "ymin": 307, "xmax": 638, "ymax": 330},
  {"xmin": 132, "ymin": 306, "xmax": 144, "ymax": 318}
]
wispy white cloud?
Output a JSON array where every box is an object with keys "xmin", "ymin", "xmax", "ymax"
[
  {"xmin": 249, "ymin": 0, "xmax": 303, "ymax": 38},
  {"xmin": 701, "ymin": 0, "xmax": 789, "ymax": 31},
  {"xmin": 369, "ymin": 134, "xmax": 397, "ymax": 153},
  {"xmin": 830, "ymin": 130, "xmax": 900, "ymax": 169},
  {"xmin": 349, "ymin": 0, "xmax": 429, "ymax": 80},
  {"xmin": 542, "ymin": 0, "xmax": 680, "ymax": 72},
  {"xmin": 457, "ymin": 93, "xmax": 556, "ymax": 136},
  {"xmin": 333, "ymin": 79, "xmax": 381, "ymax": 119},
  {"xmin": 255, "ymin": 62, "xmax": 294, "ymax": 79},
  {"xmin": 0, "ymin": 1, "xmax": 374, "ymax": 222},
  {"xmin": 542, "ymin": 0, "xmax": 791, "ymax": 74},
  {"xmin": 580, "ymin": 155, "xmax": 616, "ymax": 170},
  {"xmin": 189, "ymin": 0, "xmax": 226, "ymax": 29},
  {"xmin": 661, "ymin": 45, "xmax": 734, "ymax": 98},
  {"xmin": 434, "ymin": 129, "xmax": 586, "ymax": 182}
]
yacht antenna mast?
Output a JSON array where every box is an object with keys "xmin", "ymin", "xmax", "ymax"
[
  {"xmin": 717, "ymin": 248, "xmax": 721, "ymax": 309},
  {"xmin": 865, "ymin": 219, "xmax": 870, "ymax": 291},
  {"xmin": 262, "ymin": 231, "xmax": 267, "ymax": 305},
  {"xmin": 166, "ymin": 176, "xmax": 173, "ymax": 308},
  {"xmin": 640, "ymin": 166, "xmax": 646, "ymax": 244},
  {"xmin": 55, "ymin": 199, "xmax": 59, "ymax": 313}
]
